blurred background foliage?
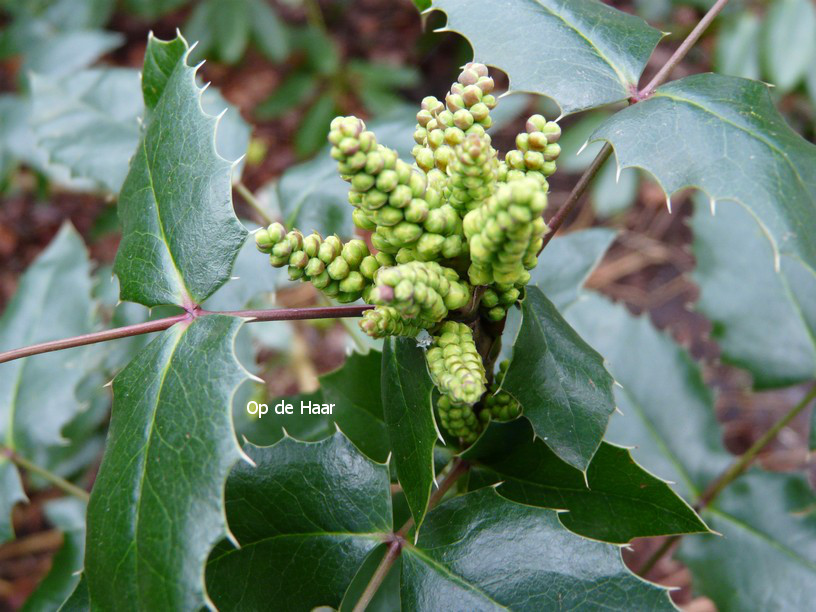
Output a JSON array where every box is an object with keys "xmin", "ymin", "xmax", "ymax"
[{"xmin": 0, "ymin": 0, "xmax": 814, "ymax": 609}]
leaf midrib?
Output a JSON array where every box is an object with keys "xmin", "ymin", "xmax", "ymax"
[
  {"xmin": 531, "ymin": 0, "xmax": 630, "ymax": 89},
  {"xmin": 140, "ymin": 135, "xmax": 191, "ymax": 306},
  {"xmin": 207, "ymin": 531, "xmax": 385, "ymax": 565},
  {"xmin": 403, "ymin": 545, "xmax": 510, "ymax": 610}
]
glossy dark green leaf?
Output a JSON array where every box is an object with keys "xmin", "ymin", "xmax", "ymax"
[
  {"xmin": 592, "ymin": 73, "xmax": 816, "ymax": 274},
  {"xmin": 692, "ymin": 198, "xmax": 816, "ymax": 388},
  {"xmin": 677, "ymin": 470, "xmax": 816, "ymax": 611},
  {"xmin": 114, "ymin": 34, "xmax": 247, "ymax": 308},
  {"xmin": 382, "ymin": 337, "xmax": 438, "ymax": 531},
  {"xmin": 236, "ymin": 350, "xmax": 389, "ymax": 462},
  {"xmin": 58, "ymin": 574, "xmax": 89, "ymax": 611},
  {"xmin": 565, "ymin": 293, "xmax": 732, "ymax": 500},
  {"xmin": 339, "ymin": 544, "xmax": 402, "ymax": 612},
  {"xmin": 430, "ymin": 0, "xmax": 662, "ymax": 114},
  {"xmin": 715, "ymin": 12, "xmax": 761, "ymax": 80},
  {"xmin": 502, "ymin": 287, "xmax": 615, "ymax": 472},
  {"xmin": 30, "ymin": 68, "xmax": 142, "ymax": 193},
  {"xmin": 85, "ymin": 315, "xmax": 247, "ymax": 610},
  {"xmin": 462, "ymin": 419, "xmax": 708, "ymax": 543},
  {"xmin": 23, "ymin": 498, "xmax": 86, "ymax": 611},
  {"xmin": 0, "ymin": 224, "xmax": 94, "ymax": 543},
  {"xmin": 206, "ymin": 433, "xmax": 392, "ymax": 610},
  {"xmin": 760, "ymin": 0, "xmax": 816, "ymax": 91},
  {"xmin": 401, "ymin": 488, "xmax": 674, "ymax": 610},
  {"xmin": 531, "ymin": 228, "xmax": 616, "ymax": 310}
]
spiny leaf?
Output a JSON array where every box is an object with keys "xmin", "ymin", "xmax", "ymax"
[
  {"xmin": 592, "ymin": 73, "xmax": 816, "ymax": 274},
  {"xmin": 462, "ymin": 419, "xmax": 709, "ymax": 544},
  {"xmin": 114, "ymin": 34, "xmax": 247, "ymax": 308},
  {"xmin": 30, "ymin": 68, "xmax": 142, "ymax": 193},
  {"xmin": 0, "ymin": 224, "xmax": 94, "ymax": 543},
  {"xmin": 530, "ymin": 227, "xmax": 616, "ymax": 310},
  {"xmin": 677, "ymin": 470, "xmax": 816, "ymax": 611},
  {"xmin": 502, "ymin": 287, "xmax": 616, "ymax": 472},
  {"xmin": 236, "ymin": 350, "xmax": 390, "ymax": 462},
  {"xmin": 401, "ymin": 488, "xmax": 675, "ymax": 610},
  {"xmin": 692, "ymin": 198, "xmax": 816, "ymax": 388},
  {"xmin": 430, "ymin": 0, "xmax": 662, "ymax": 114},
  {"xmin": 382, "ymin": 337, "xmax": 438, "ymax": 531},
  {"xmin": 565, "ymin": 292, "xmax": 732, "ymax": 500},
  {"xmin": 85, "ymin": 315, "xmax": 247, "ymax": 610},
  {"xmin": 206, "ymin": 433, "xmax": 392, "ymax": 610}
]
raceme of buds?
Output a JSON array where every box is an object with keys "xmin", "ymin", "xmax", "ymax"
[
  {"xmin": 369, "ymin": 261, "xmax": 471, "ymax": 327},
  {"xmin": 480, "ymin": 360, "xmax": 521, "ymax": 422},
  {"xmin": 359, "ymin": 306, "xmax": 425, "ymax": 339},
  {"xmin": 255, "ymin": 63, "xmax": 564, "ymax": 450},
  {"xmin": 437, "ymin": 395, "xmax": 481, "ymax": 444},
  {"xmin": 426, "ymin": 321, "xmax": 487, "ymax": 406},
  {"xmin": 255, "ymin": 222, "xmax": 378, "ymax": 303},
  {"xmin": 463, "ymin": 178, "xmax": 549, "ymax": 286}
]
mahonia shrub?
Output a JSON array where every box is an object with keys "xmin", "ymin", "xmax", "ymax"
[
  {"xmin": 3, "ymin": 1, "xmax": 816, "ymax": 610},
  {"xmin": 255, "ymin": 63, "xmax": 561, "ymax": 444}
]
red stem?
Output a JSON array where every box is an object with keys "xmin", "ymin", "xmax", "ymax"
[{"xmin": 0, "ymin": 305, "xmax": 372, "ymax": 365}]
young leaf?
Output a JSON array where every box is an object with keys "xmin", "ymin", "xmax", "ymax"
[
  {"xmin": 502, "ymin": 287, "xmax": 616, "ymax": 472},
  {"xmin": 206, "ymin": 433, "xmax": 392, "ymax": 610},
  {"xmin": 0, "ymin": 224, "xmax": 94, "ymax": 542},
  {"xmin": 401, "ymin": 488, "xmax": 674, "ymax": 609},
  {"xmin": 30, "ymin": 68, "xmax": 142, "ymax": 193},
  {"xmin": 677, "ymin": 470, "xmax": 816, "ymax": 610},
  {"xmin": 760, "ymin": 0, "xmax": 816, "ymax": 91},
  {"xmin": 592, "ymin": 74, "xmax": 816, "ymax": 274},
  {"xmin": 85, "ymin": 315, "xmax": 248, "ymax": 610},
  {"xmin": 430, "ymin": 0, "xmax": 662, "ymax": 114},
  {"xmin": 530, "ymin": 227, "xmax": 616, "ymax": 310},
  {"xmin": 22, "ymin": 498, "xmax": 86, "ymax": 611},
  {"xmin": 692, "ymin": 198, "xmax": 816, "ymax": 388},
  {"xmin": 565, "ymin": 293, "xmax": 732, "ymax": 500},
  {"xmin": 114, "ymin": 34, "xmax": 247, "ymax": 308},
  {"xmin": 462, "ymin": 419, "xmax": 708, "ymax": 544},
  {"xmin": 381, "ymin": 337, "xmax": 437, "ymax": 532}
]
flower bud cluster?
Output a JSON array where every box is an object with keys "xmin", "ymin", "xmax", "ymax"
[
  {"xmin": 359, "ymin": 306, "xmax": 424, "ymax": 339},
  {"xmin": 463, "ymin": 178, "xmax": 548, "ymax": 286},
  {"xmin": 480, "ymin": 360, "xmax": 520, "ymax": 422},
  {"xmin": 426, "ymin": 322, "xmax": 486, "ymax": 405},
  {"xmin": 255, "ymin": 222, "xmax": 381, "ymax": 303},
  {"xmin": 499, "ymin": 114, "xmax": 562, "ymax": 185},
  {"xmin": 412, "ymin": 63, "xmax": 498, "ymax": 174},
  {"xmin": 329, "ymin": 116, "xmax": 464, "ymax": 263},
  {"xmin": 437, "ymin": 396, "xmax": 481, "ymax": 444},
  {"xmin": 447, "ymin": 131, "xmax": 499, "ymax": 214},
  {"xmin": 369, "ymin": 261, "xmax": 470, "ymax": 327}
]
